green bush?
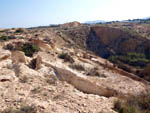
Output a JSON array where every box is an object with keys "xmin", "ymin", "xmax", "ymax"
[
  {"xmin": 114, "ymin": 100, "xmax": 122, "ymax": 112},
  {"xmin": 0, "ymin": 35, "xmax": 16, "ymax": 41},
  {"xmin": 3, "ymin": 43, "xmax": 15, "ymax": 50},
  {"xmin": 0, "ymin": 36, "xmax": 9, "ymax": 41},
  {"xmin": 15, "ymin": 28, "xmax": 25, "ymax": 33},
  {"xmin": 108, "ymin": 52, "xmax": 150, "ymax": 68},
  {"xmin": 114, "ymin": 93, "xmax": 150, "ymax": 113},
  {"xmin": 4, "ymin": 42, "xmax": 40, "ymax": 57},
  {"xmin": 21, "ymin": 43, "xmax": 40, "ymax": 57},
  {"xmin": 58, "ymin": 53, "xmax": 68, "ymax": 59},
  {"xmin": 17, "ymin": 36, "xmax": 24, "ymax": 39}
]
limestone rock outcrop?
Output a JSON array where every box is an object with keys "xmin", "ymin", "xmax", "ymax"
[
  {"xmin": 53, "ymin": 67, "xmax": 117, "ymax": 97},
  {"xmin": 35, "ymin": 54, "xmax": 43, "ymax": 70},
  {"xmin": 0, "ymin": 68, "xmax": 16, "ymax": 82},
  {"xmin": 0, "ymin": 49, "xmax": 11, "ymax": 61},
  {"xmin": 11, "ymin": 51, "xmax": 27, "ymax": 64},
  {"xmin": 31, "ymin": 39, "xmax": 53, "ymax": 52}
]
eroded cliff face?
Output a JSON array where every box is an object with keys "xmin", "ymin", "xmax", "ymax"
[
  {"xmin": 86, "ymin": 26, "xmax": 150, "ymax": 58},
  {"xmin": 56, "ymin": 24, "xmax": 150, "ymax": 59}
]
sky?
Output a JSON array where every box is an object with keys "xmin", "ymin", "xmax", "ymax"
[{"xmin": 0, "ymin": 0, "xmax": 150, "ymax": 28}]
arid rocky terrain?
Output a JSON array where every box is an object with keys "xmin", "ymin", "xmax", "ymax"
[{"xmin": 0, "ymin": 21, "xmax": 150, "ymax": 113}]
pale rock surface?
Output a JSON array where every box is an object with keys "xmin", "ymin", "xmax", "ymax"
[
  {"xmin": 0, "ymin": 62, "xmax": 117, "ymax": 113},
  {"xmin": 11, "ymin": 51, "xmax": 27, "ymax": 64},
  {"xmin": 31, "ymin": 39, "xmax": 52, "ymax": 52},
  {"xmin": 54, "ymin": 67, "xmax": 117, "ymax": 97},
  {"xmin": 0, "ymin": 68, "xmax": 16, "ymax": 82},
  {"xmin": 34, "ymin": 51, "xmax": 148, "ymax": 98},
  {"xmin": 0, "ymin": 49, "xmax": 11, "ymax": 61},
  {"xmin": 13, "ymin": 63, "xmax": 41, "ymax": 78},
  {"xmin": 0, "ymin": 59, "xmax": 12, "ymax": 69},
  {"xmin": 35, "ymin": 54, "xmax": 43, "ymax": 70}
]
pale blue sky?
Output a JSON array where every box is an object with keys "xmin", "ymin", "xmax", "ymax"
[{"xmin": 0, "ymin": 0, "xmax": 150, "ymax": 28}]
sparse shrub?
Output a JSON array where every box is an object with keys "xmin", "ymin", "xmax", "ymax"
[
  {"xmin": 58, "ymin": 53, "xmax": 74, "ymax": 63},
  {"xmin": 3, "ymin": 43, "xmax": 15, "ymax": 50},
  {"xmin": 114, "ymin": 100, "xmax": 138, "ymax": 113},
  {"xmin": 17, "ymin": 104, "xmax": 37, "ymax": 113},
  {"xmin": 0, "ymin": 35, "xmax": 16, "ymax": 42},
  {"xmin": 1, "ymin": 108, "xmax": 13, "ymax": 113},
  {"xmin": 21, "ymin": 43, "xmax": 40, "ymax": 57},
  {"xmin": 19, "ymin": 76, "xmax": 28, "ymax": 83},
  {"xmin": 0, "ymin": 36, "xmax": 9, "ymax": 41},
  {"xmin": 113, "ymin": 92, "xmax": 150, "ymax": 113},
  {"xmin": 1, "ymin": 104, "xmax": 37, "ymax": 113},
  {"xmin": 108, "ymin": 52, "xmax": 150, "ymax": 80},
  {"xmin": 58, "ymin": 53, "xmax": 67, "ymax": 59},
  {"xmin": 11, "ymin": 28, "xmax": 15, "ymax": 30},
  {"xmin": 4, "ymin": 42, "xmax": 40, "ymax": 57},
  {"xmin": 15, "ymin": 28, "xmax": 25, "ymax": 33},
  {"xmin": 0, "ymin": 29, "xmax": 9, "ymax": 32},
  {"xmin": 114, "ymin": 100, "xmax": 122, "ymax": 112},
  {"xmin": 17, "ymin": 36, "xmax": 24, "ymax": 39},
  {"xmin": 122, "ymin": 105, "xmax": 137, "ymax": 113},
  {"xmin": 137, "ymin": 93, "xmax": 150, "ymax": 111},
  {"xmin": 86, "ymin": 67, "xmax": 106, "ymax": 77},
  {"xmin": 49, "ymin": 24, "xmax": 60, "ymax": 27},
  {"xmin": 69, "ymin": 63, "xmax": 85, "ymax": 71},
  {"xmin": 108, "ymin": 52, "xmax": 150, "ymax": 68},
  {"xmin": 46, "ymin": 76, "xmax": 57, "ymax": 85}
]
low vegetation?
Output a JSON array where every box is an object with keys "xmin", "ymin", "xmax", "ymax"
[
  {"xmin": 45, "ymin": 76, "xmax": 57, "ymax": 85},
  {"xmin": 0, "ymin": 35, "xmax": 16, "ymax": 41},
  {"xmin": 4, "ymin": 42, "xmax": 40, "ymax": 57},
  {"xmin": 15, "ymin": 28, "xmax": 25, "ymax": 33},
  {"xmin": 114, "ymin": 92, "xmax": 150, "ymax": 113},
  {"xmin": 69, "ymin": 63, "xmax": 85, "ymax": 71},
  {"xmin": 20, "ymin": 43, "xmax": 40, "ymax": 57},
  {"xmin": 0, "ymin": 29, "xmax": 8, "ymax": 32},
  {"xmin": 108, "ymin": 52, "xmax": 150, "ymax": 81},
  {"xmin": 58, "ymin": 52, "xmax": 74, "ymax": 63},
  {"xmin": 108, "ymin": 53, "xmax": 150, "ymax": 81},
  {"xmin": 31, "ymin": 86, "xmax": 41, "ymax": 94},
  {"xmin": 3, "ymin": 43, "xmax": 15, "ymax": 50},
  {"xmin": 1, "ymin": 104, "xmax": 37, "ymax": 113},
  {"xmin": 0, "ymin": 36, "xmax": 9, "ymax": 41},
  {"xmin": 19, "ymin": 76, "xmax": 28, "ymax": 83},
  {"xmin": 86, "ymin": 67, "xmax": 106, "ymax": 77},
  {"xmin": 17, "ymin": 36, "xmax": 24, "ymax": 39},
  {"xmin": 108, "ymin": 52, "xmax": 150, "ymax": 68}
]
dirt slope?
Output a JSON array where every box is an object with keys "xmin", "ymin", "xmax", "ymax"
[{"xmin": 0, "ymin": 26, "xmax": 149, "ymax": 113}]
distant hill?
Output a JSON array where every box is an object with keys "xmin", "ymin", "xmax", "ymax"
[
  {"xmin": 85, "ymin": 20, "xmax": 106, "ymax": 24},
  {"xmin": 60, "ymin": 21, "xmax": 81, "ymax": 28},
  {"xmin": 122, "ymin": 17, "xmax": 150, "ymax": 23},
  {"xmin": 84, "ymin": 17, "xmax": 150, "ymax": 25}
]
